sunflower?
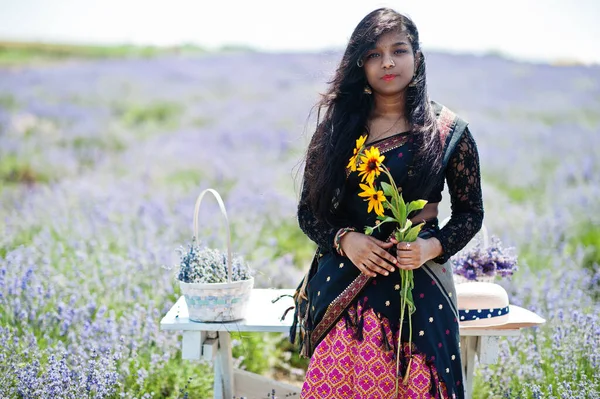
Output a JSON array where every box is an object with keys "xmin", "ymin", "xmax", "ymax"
[
  {"xmin": 357, "ymin": 146, "xmax": 385, "ymax": 185},
  {"xmin": 347, "ymin": 135, "xmax": 368, "ymax": 172},
  {"xmin": 358, "ymin": 183, "xmax": 387, "ymax": 216}
]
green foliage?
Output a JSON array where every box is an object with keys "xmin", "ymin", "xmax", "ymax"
[
  {"xmin": 0, "ymin": 224, "xmax": 43, "ymax": 259},
  {"xmin": 263, "ymin": 219, "xmax": 316, "ymax": 269},
  {"xmin": 0, "ymin": 154, "xmax": 52, "ymax": 185},
  {"xmin": 117, "ymin": 101, "xmax": 183, "ymax": 128},
  {"xmin": 564, "ymin": 221, "xmax": 600, "ymax": 298},
  {"xmin": 0, "ymin": 40, "xmax": 206, "ymax": 66},
  {"xmin": 69, "ymin": 135, "xmax": 126, "ymax": 152},
  {"xmin": 566, "ymin": 221, "xmax": 600, "ymax": 271},
  {"xmin": 131, "ymin": 356, "xmax": 213, "ymax": 399},
  {"xmin": 487, "ymin": 106, "xmax": 600, "ymax": 129},
  {"xmin": 231, "ymin": 332, "xmax": 281, "ymax": 374},
  {"xmin": 480, "ymin": 324, "xmax": 599, "ymax": 398},
  {"xmin": 0, "ymin": 94, "xmax": 18, "ymax": 110},
  {"xmin": 163, "ymin": 169, "xmax": 206, "ymax": 190}
]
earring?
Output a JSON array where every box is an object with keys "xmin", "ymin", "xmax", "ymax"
[
  {"xmin": 408, "ymin": 75, "xmax": 417, "ymax": 87},
  {"xmin": 363, "ymin": 85, "xmax": 372, "ymax": 94},
  {"xmin": 357, "ymin": 59, "xmax": 364, "ymax": 68}
]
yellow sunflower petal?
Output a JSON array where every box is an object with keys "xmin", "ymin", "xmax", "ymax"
[
  {"xmin": 367, "ymin": 198, "xmax": 375, "ymax": 214},
  {"xmin": 347, "ymin": 155, "xmax": 358, "ymax": 172},
  {"xmin": 358, "ymin": 184, "xmax": 374, "ymax": 198},
  {"xmin": 377, "ymin": 200, "xmax": 384, "ymax": 215},
  {"xmin": 356, "ymin": 135, "xmax": 367, "ymax": 150}
]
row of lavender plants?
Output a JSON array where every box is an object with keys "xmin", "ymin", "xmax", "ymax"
[{"xmin": 0, "ymin": 51, "xmax": 599, "ymax": 398}]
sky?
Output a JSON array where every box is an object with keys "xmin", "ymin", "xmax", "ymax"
[{"xmin": 1, "ymin": 0, "xmax": 599, "ymax": 65}]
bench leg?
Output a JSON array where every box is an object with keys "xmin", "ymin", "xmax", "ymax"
[
  {"xmin": 460, "ymin": 336, "xmax": 478, "ymax": 399},
  {"xmin": 181, "ymin": 331, "xmax": 203, "ymax": 360},
  {"xmin": 214, "ymin": 332, "xmax": 234, "ymax": 399},
  {"xmin": 478, "ymin": 336, "xmax": 499, "ymax": 364}
]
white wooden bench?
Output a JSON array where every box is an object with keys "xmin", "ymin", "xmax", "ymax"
[{"xmin": 160, "ymin": 288, "xmax": 520, "ymax": 399}]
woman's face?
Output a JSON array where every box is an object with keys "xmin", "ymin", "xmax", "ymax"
[{"xmin": 361, "ymin": 30, "xmax": 416, "ymax": 96}]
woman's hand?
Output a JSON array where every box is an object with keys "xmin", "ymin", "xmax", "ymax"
[
  {"xmin": 339, "ymin": 232, "xmax": 397, "ymax": 277},
  {"xmin": 391, "ymin": 237, "xmax": 442, "ymax": 270}
]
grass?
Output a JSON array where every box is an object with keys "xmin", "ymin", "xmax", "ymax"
[
  {"xmin": 0, "ymin": 94, "xmax": 18, "ymax": 109},
  {"xmin": 484, "ymin": 174, "xmax": 546, "ymax": 204},
  {"xmin": 116, "ymin": 101, "xmax": 183, "ymax": 129},
  {"xmin": 162, "ymin": 169, "xmax": 206, "ymax": 190},
  {"xmin": 69, "ymin": 135, "xmax": 126, "ymax": 152},
  {"xmin": 565, "ymin": 220, "xmax": 600, "ymax": 288},
  {"xmin": 267, "ymin": 219, "xmax": 316, "ymax": 269},
  {"xmin": 0, "ymin": 40, "xmax": 262, "ymax": 67},
  {"xmin": 0, "ymin": 41, "xmax": 206, "ymax": 66},
  {"xmin": 0, "ymin": 154, "xmax": 53, "ymax": 185},
  {"xmin": 486, "ymin": 107, "xmax": 600, "ymax": 129}
]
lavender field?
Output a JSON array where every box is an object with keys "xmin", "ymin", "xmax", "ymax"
[{"xmin": 0, "ymin": 50, "xmax": 599, "ymax": 398}]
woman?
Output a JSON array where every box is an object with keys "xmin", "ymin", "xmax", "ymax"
[{"xmin": 290, "ymin": 7, "xmax": 484, "ymax": 399}]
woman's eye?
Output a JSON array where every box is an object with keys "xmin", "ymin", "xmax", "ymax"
[
  {"xmin": 394, "ymin": 49, "xmax": 408, "ymax": 55},
  {"xmin": 366, "ymin": 53, "xmax": 379, "ymax": 59}
]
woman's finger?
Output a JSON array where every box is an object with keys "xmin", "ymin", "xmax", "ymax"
[
  {"xmin": 358, "ymin": 263, "xmax": 378, "ymax": 277},
  {"xmin": 372, "ymin": 247, "xmax": 398, "ymax": 268},
  {"xmin": 397, "ymin": 260, "xmax": 416, "ymax": 270},
  {"xmin": 396, "ymin": 252, "xmax": 414, "ymax": 260},
  {"xmin": 369, "ymin": 236, "xmax": 394, "ymax": 249},
  {"xmin": 354, "ymin": 262, "xmax": 372, "ymax": 277},
  {"xmin": 365, "ymin": 238, "xmax": 396, "ymax": 264},
  {"xmin": 397, "ymin": 241, "xmax": 414, "ymax": 251},
  {"xmin": 397, "ymin": 256, "xmax": 413, "ymax": 265},
  {"xmin": 399, "ymin": 257, "xmax": 423, "ymax": 270},
  {"xmin": 366, "ymin": 259, "xmax": 391, "ymax": 276}
]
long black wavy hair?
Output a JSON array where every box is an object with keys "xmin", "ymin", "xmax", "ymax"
[{"xmin": 302, "ymin": 8, "xmax": 443, "ymax": 225}]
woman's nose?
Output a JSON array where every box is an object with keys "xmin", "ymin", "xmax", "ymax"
[{"xmin": 382, "ymin": 55, "xmax": 395, "ymax": 69}]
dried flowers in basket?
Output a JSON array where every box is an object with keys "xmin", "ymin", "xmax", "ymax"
[
  {"xmin": 176, "ymin": 188, "xmax": 254, "ymax": 322},
  {"xmin": 177, "ymin": 245, "xmax": 252, "ymax": 284},
  {"xmin": 449, "ymin": 223, "xmax": 518, "ymax": 284}
]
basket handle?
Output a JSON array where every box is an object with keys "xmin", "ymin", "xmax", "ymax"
[
  {"xmin": 193, "ymin": 188, "xmax": 233, "ymax": 284},
  {"xmin": 439, "ymin": 216, "xmax": 489, "ymax": 247}
]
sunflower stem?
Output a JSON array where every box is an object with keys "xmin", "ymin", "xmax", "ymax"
[
  {"xmin": 403, "ymin": 294, "xmax": 414, "ymax": 385},
  {"xmin": 381, "ymin": 165, "xmax": 404, "ymax": 225}
]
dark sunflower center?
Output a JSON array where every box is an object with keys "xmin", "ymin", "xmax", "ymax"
[
  {"xmin": 371, "ymin": 194, "xmax": 378, "ymax": 200},
  {"xmin": 367, "ymin": 160, "xmax": 377, "ymax": 171}
]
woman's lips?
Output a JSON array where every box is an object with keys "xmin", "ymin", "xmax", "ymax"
[{"xmin": 382, "ymin": 74, "xmax": 396, "ymax": 81}]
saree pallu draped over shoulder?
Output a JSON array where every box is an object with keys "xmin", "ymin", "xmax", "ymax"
[{"xmin": 290, "ymin": 103, "xmax": 470, "ymax": 399}]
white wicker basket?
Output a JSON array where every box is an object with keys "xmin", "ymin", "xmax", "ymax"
[{"xmin": 179, "ymin": 188, "xmax": 254, "ymax": 322}]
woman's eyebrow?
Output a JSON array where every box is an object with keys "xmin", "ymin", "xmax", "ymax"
[{"xmin": 369, "ymin": 41, "xmax": 409, "ymax": 51}]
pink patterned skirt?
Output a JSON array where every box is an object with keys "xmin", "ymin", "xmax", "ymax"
[{"xmin": 301, "ymin": 303, "xmax": 449, "ymax": 399}]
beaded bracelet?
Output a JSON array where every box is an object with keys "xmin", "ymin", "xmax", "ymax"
[{"xmin": 334, "ymin": 227, "xmax": 356, "ymax": 257}]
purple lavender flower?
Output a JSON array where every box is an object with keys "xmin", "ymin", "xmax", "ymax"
[{"xmin": 451, "ymin": 235, "xmax": 518, "ymax": 281}]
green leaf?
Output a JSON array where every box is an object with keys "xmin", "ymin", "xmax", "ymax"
[
  {"xmin": 364, "ymin": 226, "xmax": 374, "ymax": 235},
  {"xmin": 378, "ymin": 216, "xmax": 397, "ymax": 224},
  {"xmin": 399, "ymin": 219, "xmax": 413, "ymax": 233},
  {"xmin": 403, "ymin": 224, "xmax": 424, "ymax": 242},
  {"xmin": 395, "ymin": 229, "xmax": 404, "ymax": 242},
  {"xmin": 389, "ymin": 204, "xmax": 403, "ymax": 225},
  {"xmin": 398, "ymin": 193, "xmax": 407, "ymax": 225},
  {"xmin": 380, "ymin": 181, "xmax": 395, "ymax": 197},
  {"xmin": 407, "ymin": 199, "xmax": 428, "ymax": 216}
]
